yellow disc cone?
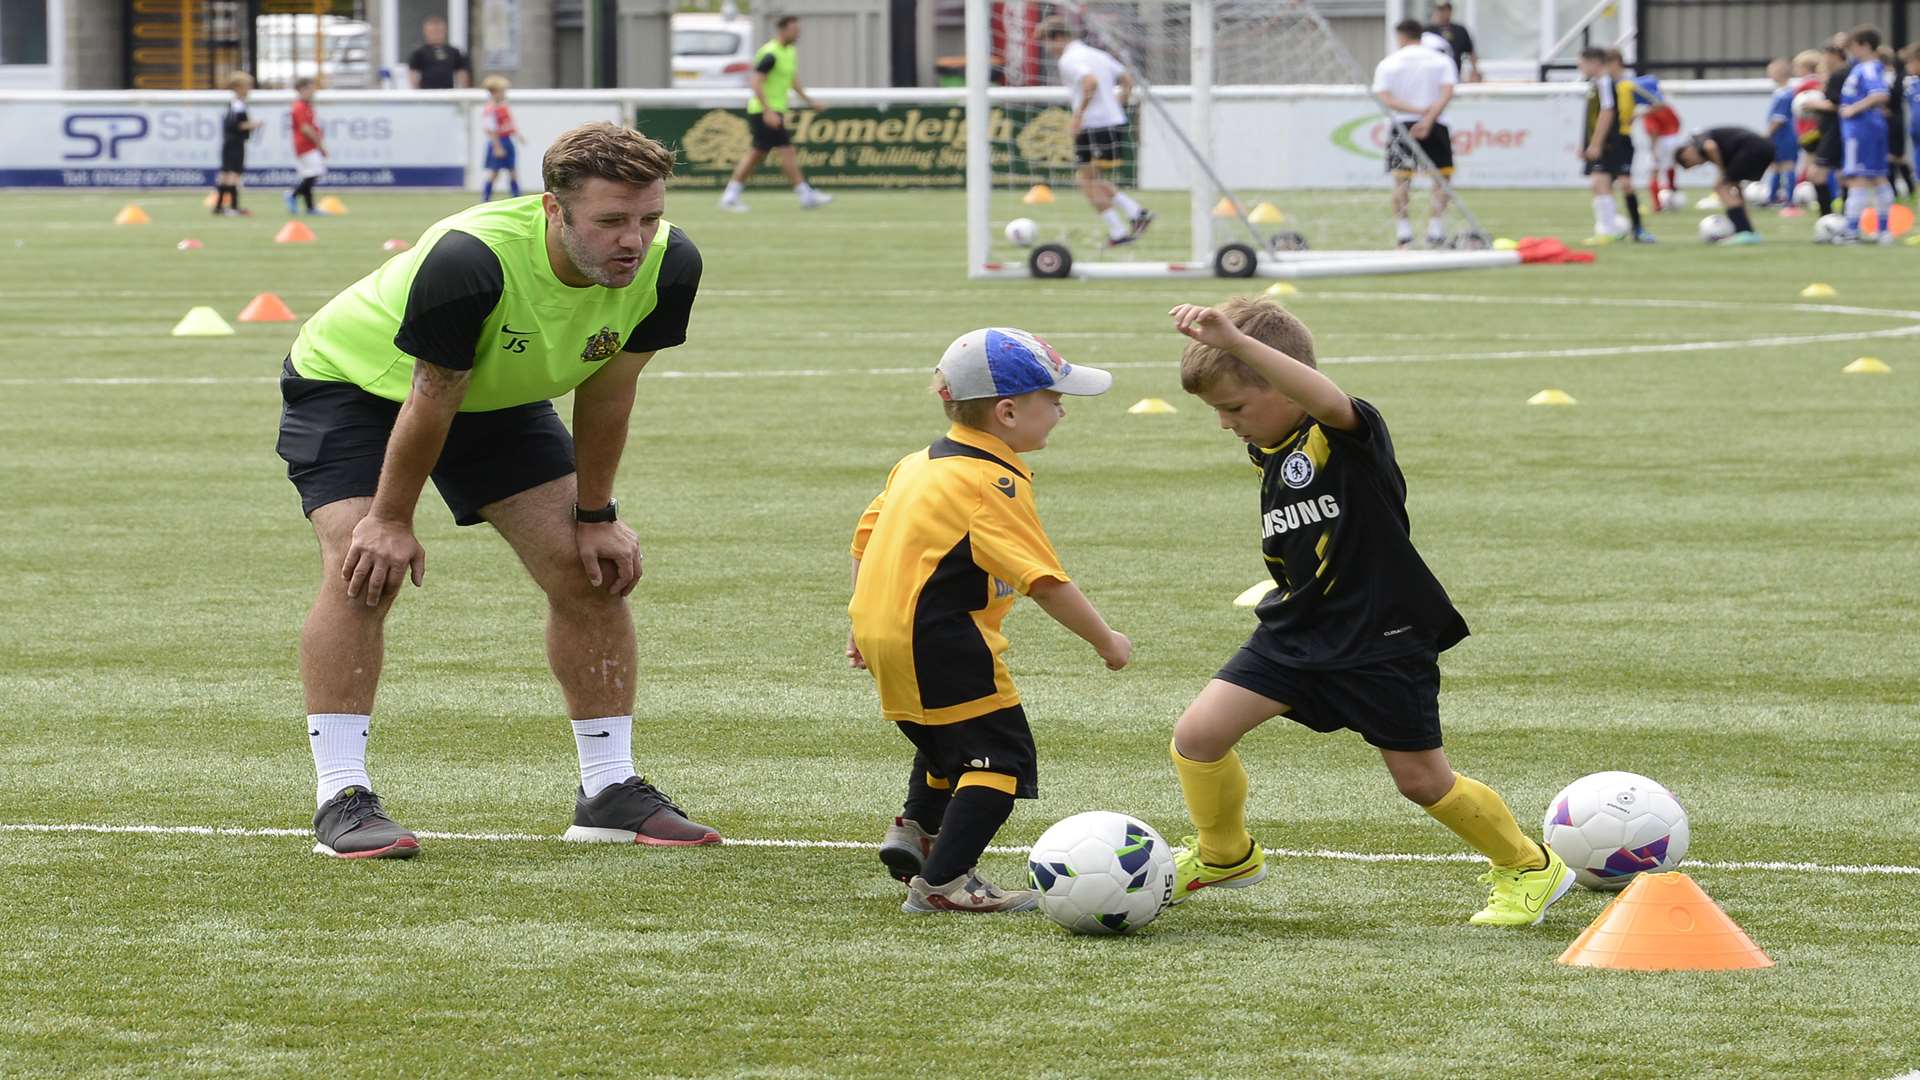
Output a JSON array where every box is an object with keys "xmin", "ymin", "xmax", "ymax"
[
  {"xmin": 1247, "ymin": 202, "xmax": 1286, "ymax": 225},
  {"xmin": 113, "ymin": 204, "xmax": 151, "ymax": 225},
  {"xmin": 1023, "ymin": 184, "xmax": 1054, "ymax": 205},
  {"xmin": 1263, "ymin": 281, "xmax": 1298, "ymax": 297},
  {"xmin": 317, "ymin": 195, "xmax": 349, "ymax": 215},
  {"xmin": 1799, "ymin": 283, "xmax": 1836, "ymax": 298},
  {"xmin": 170, "ymin": 306, "xmax": 235, "ymax": 337},
  {"xmin": 1233, "ymin": 581, "xmax": 1275, "ymax": 607},
  {"xmin": 1127, "ymin": 397, "xmax": 1178, "ymax": 415},
  {"xmin": 1528, "ymin": 389, "xmax": 1576, "ymax": 406},
  {"xmin": 1843, "ymin": 357, "xmax": 1891, "ymax": 374}
]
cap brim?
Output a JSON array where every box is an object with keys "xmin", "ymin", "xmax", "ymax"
[{"xmin": 1053, "ymin": 363, "xmax": 1113, "ymax": 396}]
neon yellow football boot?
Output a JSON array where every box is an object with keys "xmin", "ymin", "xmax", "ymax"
[
  {"xmin": 1469, "ymin": 843, "xmax": 1576, "ymax": 927},
  {"xmin": 1171, "ymin": 836, "xmax": 1267, "ymax": 905}
]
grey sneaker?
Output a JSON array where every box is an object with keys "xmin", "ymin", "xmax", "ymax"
[
  {"xmin": 902, "ymin": 870, "xmax": 1039, "ymax": 914},
  {"xmin": 563, "ymin": 776, "xmax": 721, "ymax": 846},
  {"xmin": 312, "ymin": 786, "xmax": 419, "ymax": 859},
  {"xmin": 879, "ymin": 816, "xmax": 937, "ymax": 883}
]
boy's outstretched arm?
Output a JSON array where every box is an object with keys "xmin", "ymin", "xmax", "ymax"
[
  {"xmin": 1169, "ymin": 304, "xmax": 1361, "ymax": 431},
  {"xmin": 1029, "ymin": 576, "xmax": 1131, "ymax": 670}
]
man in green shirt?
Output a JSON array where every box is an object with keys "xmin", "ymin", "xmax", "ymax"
[
  {"xmin": 719, "ymin": 15, "xmax": 832, "ymax": 211},
  {"xmin": 276, "ymin": 122, "xmax": 716, "ymax": 858}
]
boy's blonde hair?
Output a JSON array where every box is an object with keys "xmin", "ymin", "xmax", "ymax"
[
  {"xmin": 1179, "ymin": 296, "xmax": 1317, "ymax": 395},
  {"xmin": 1901, "ymin": 43, "xmax": 1920, "ymax": 64},
  {"xmin": 1792, "ymin": 49, "xmax": 1821, "ymax": 73},
  {"xmin": 483, "ymin": 74, "xmax": 511, "ymax": 93},
  {"xmin": 930, "ymin": 370, "xmax": 999, "ymax": 429},
  {"xmin": 227, "ymin": 72, "xmax": 254, "ymax": 91}
]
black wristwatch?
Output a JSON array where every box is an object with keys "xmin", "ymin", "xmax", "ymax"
[{"xmin": 574, "ymin": 499, "xmax": 619, "ymax": 524}]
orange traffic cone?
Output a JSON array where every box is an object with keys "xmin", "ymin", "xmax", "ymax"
[
  {"xmin": 275, "ymin": 220, "xmax": 316, "ymax": 244},
  {"xmin": 237, "ymin": 292, "xmax": 297, "ymax": 322},
  {"xmin": 1557, "ymin": 872, "xmax": 1772, "ymax": 971}
]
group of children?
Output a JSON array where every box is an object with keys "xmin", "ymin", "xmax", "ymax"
[
  {"xmin": 848, "ymin": 304, "xmax": 1575, "ymax": 927},
  {"xmin": 210, "ymin": 72, "xmax": 523, "ymax": 215}
]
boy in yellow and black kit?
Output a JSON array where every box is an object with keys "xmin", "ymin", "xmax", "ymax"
[
  {"xmin": 848, "ymin": 328, "xmax": 1131, "ymax": 914},
  {"xmin": 1163, "ymin": 296, "xmax": 1576, "ymax": 927}
]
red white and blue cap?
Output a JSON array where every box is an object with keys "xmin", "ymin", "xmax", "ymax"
[{"xmin": 935, "ymin": 328, "xmax": 1113, "ymax": 402}]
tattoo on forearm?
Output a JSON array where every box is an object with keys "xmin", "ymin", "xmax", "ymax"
[{"xmin": 412, "ymin": 361, "xmax": 471, "ymax": 402}]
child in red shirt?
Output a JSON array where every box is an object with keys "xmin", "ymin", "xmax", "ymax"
[{"xmin": 285, "ymin": 77, "xmax": 328, "ymax": 215}]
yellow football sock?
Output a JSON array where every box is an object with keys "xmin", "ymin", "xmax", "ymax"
[
  {"xmin": 1170, "ymin": 739, "xmax": 1254, "ymax": 867},
  {"xmin": 1424, "ymin": 773, "xmax": 1546, "ymax": 870}
]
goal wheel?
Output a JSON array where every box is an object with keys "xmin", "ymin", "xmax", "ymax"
[
  {"xmin": 1029, "ymin": 243, "xmax": 1074, "ymax": 278},
  {"xmin": 1266, "ymin": 231, "xmax": 1310, "ymax": 253},
  {"xmin": 1214, "ymin": 242, "xmax": 1258, "ymax": 278},
  {"xmin": 1451, "ymin": 230, "xmax": 1492, "ymax": 251}
]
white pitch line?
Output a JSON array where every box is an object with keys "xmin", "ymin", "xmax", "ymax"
[{"xmin": 3, "ymin": 822, "xmax": 1915, "ymax": 876}]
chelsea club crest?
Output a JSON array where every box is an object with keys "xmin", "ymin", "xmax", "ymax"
[
  {"xmin": 1281, "ymin": 450, "xmax": 1315, "ymax": 489},
  {"xmin": 580, "ymin": 325, "xmax": 622, "ymax": 363}
]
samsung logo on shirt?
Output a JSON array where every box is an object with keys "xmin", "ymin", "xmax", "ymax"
[{"xmin": 1262, "ymin": 495, "xmax": 1342, "ymax": 538}]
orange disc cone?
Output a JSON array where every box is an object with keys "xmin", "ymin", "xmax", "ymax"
[
  {"xmin": 202, "ymin": 190, "xmax": 219, "ymax": 208},
  {"xmin": 1557, "ymin": 872, "xmax": 1772, "ymax": 971},
  {"xmin": 237, "ymin": 292, "xmax": 297, "ymax": 322},
  {"xmin": 113, "ymin": 204, "xmax": 151, "ymax": 225},
  {"xmin": 274, "ymin": 220, "xmax": 316, "ymax": 244}
]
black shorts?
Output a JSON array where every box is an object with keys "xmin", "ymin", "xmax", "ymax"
[
  {"xmin": 1723, "ymin": 144, "xmax": 1775, "ymax": 185},
  {"xmin": 1074, "ymin": 124, "xmax": 1129, "ymax": 166},
  {"xmin": 1890, "ymin": 125, "xmax": 1908, "ymax": 159},
  {"xmin": 896, "ymin": 705, "xmax": 1038, "ymax": 799},
  {"xmin": 1583, "ymin": 133, "xmax": 1634, "ymax": 177},
  {"xmin": 748, "ymin": 111, "xmax": 792, "ymax": 150},
  {"xmin": 220, "ymin": 141, "xmax": 246, "ymax": 173},
  {"xmin": 1386, "ymin": 121, "xmax": 1454, "ymax": 174},
  {"xmin": 1815, "ymin": 126, "xmax": 1843, "ymax": 169},
  {"xmin": 274, "ymin": 358, "xmax": 576, "ymax": 526},
  {"xmin": 1214, "ymin": 637, "xmax": 1444, "ymax": 752}
]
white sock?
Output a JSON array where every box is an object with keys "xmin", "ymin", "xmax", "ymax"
[
  {"xmin": 1592, "ymin": 194, "xmax": 1619, "ymax": 233},
  {"xmin": 1426, "ymin": 218, "xmax": 1447, "ymax": 241},
  {"xmin": 1101, "ymin": 207, "xmax": 1128, "ymax": 239},
  {"xmin": 722, "ymin": 180, "xmax": 743, "ymax": 201},
  {"xmin": 309, "ymin": 714, "xmax": 372, "ymax": 807},
  {"xmin": 1877, "ymin": 183, "xmax": 1896, "ymax": 216},
  {"xmin": 1845, "ymin": 185, "xmax": 1866, "ymax": 228},
  {"xmin": 1395, "ymin": 218, "xmax": 1414, "ymax": 242},
  {"xmin": 1112, "ymin": 191, "xmax": 1142, "ymax": 218},
  {"xmin": 573, "ymin": 716, "xmax": 635, "ymax": 798}
]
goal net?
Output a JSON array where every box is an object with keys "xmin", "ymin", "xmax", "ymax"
[{"xmin": 965, "ymin": 0, "xmax": 1497, "ymax": 279}]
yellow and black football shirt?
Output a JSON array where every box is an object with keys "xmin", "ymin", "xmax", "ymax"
[
  {"xmin": 1246, "ymin": 397, "xmax": 1468, "ymax": 669},
  {"xmin": 1585, "ymin": 75, "xmax": 1637, "ymax": 142},
  {"xmin": 850, "ymin": 425, "xmax": 1068, "ymax": 725}
]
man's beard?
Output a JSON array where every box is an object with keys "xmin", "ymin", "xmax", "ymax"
[{"xmin": 559, "ymin": 224, "xmax": 633, "ymax": 287}]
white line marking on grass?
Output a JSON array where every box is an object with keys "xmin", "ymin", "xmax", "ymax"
[
  {"xmin": 4, "ymin": 822, "xmax": 1916, "ymax": 876},
  {"xmin": 5, "ymin": 293, "xmax": 1918, "ymax": 388}
]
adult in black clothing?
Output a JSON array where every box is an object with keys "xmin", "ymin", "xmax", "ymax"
[
  {"xmin": 1426, "ymin": 2, "xmax": 1479, "ymax": 82},
  {"xmin": 1677, "ymin": 127, "xmax": 1775, "ymax": 238},
  {"xmin": 1802, "ymin": 37, "xmax": 1852, "ymax": 217},
  {"xmin": 408, "ymin": 15, "xmax": 471, "ymax": 90}
]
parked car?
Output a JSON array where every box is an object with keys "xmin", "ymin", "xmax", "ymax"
[{"xmin": 671, "ymin": 14, "xmax": 755, "ymax": 89}]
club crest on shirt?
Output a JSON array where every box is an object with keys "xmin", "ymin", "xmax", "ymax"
[
  {"xmin": 1281, "ymin": 450, "xmax": 1315, "ymax": 489},
  {"xmin": 580, "ymin": 325, "xmax": 621, "ymax": 363}
]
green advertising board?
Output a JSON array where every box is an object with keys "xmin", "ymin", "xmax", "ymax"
[{"xmin": 635, "ymin": 104, "xmax": 1138, "ymax": 189}]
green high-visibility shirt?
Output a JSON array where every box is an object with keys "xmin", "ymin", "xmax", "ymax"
[
  {"xmin": 748, "ymin": 40, "xmax": 797, "ymax": 114},
  {"xmin": 289, "ymin": 194, "xmax": 702, "ymax": 412}
]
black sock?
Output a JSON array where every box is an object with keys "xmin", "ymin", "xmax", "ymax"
[
  {"xmin": 1899, "ymin": 161, "xmax": 1915, "ymax": 197},
  {"xmin": 213, "ymin": 185, "xmax": 228, "ymax": 209},
  {"xmin": 1816, "ymin": 187, "xmax": 1833, "ymax": 216},
  {"xmin": 901, "ymin": 755, "xmax": 952, "ymax": 833},
  {"xmin": 1728, "ymin": 205, "xmax": 1753, "ymax": 233},
  {"xmin": 1624, "ymin": 192, "xmax": 1643, "ymax": 231},
  {"xmin": 228, "ymin": 185, "xmax": 241, "ymax": 211},
  {"xmin": 920, "ymin": 785, "xmax": 1014, "ymax": 886},
  {"xmin": 297, "ymin": 178, "xmax": 317, "ymax": 210}
]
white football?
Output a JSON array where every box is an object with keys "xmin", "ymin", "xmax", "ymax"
[
  {"xmin": 1698, "ymin": 214, "xmax": 1734, "ymax": 243},
  {"xmin": 1794, "ymin": 180, "xmax": 1818, "ymax": 206},
  {"xmin": 1742, "ymin": 180, "xmax": 1769, "ymax": 204},
  {"xmin": 1814, "ymin": 213, "xmax": 1851, "ymax": 242},
  {"xmin": 1694, "ymin": 192, "xmax": 1723, "ymax": 210},
  {"xmin": 1543, "ymin": 771, "xmax": 1690, "ymax": 891},
  {"xmin": 1659, "ymin": 190, "xmax": 1689, "ymax": 211},
  {"xmin": 1004, "ymin": 217, "xmax": 1039, "ymax": 246},
  {"xmin": 1028, "ymin": 811, "xmax": 1176, "ymax": 934},
  {"xmin": 1792, "ymin": 89, "xmax": 1826, "ymax": 118}
]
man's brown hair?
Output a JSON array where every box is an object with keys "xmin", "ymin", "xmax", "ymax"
[
  {"xmin": 542, "ymin": 122, "xmax": 676, "ymax": 204},
  {"xmin": 929, "ymin": 370, "xmax": 999, "ymax": 429},
  {"xmin": 1178, "ymin": 296, "xmax": 1317, "ymax": 395}
]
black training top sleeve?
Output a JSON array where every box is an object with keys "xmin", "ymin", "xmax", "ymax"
[
  {"xmin": 453, "ymin": 47, "xmax": 471, "ymax": 72},
  {"xmin": 392, "ymin": 229, "xmax": 505, "ymax": 371},
  {"xmin": 1455, "ymin": 26, "xmax": 1475, "ymax": 57},
  {"xmin": 755, "ymin": 52, "xmax": 777, "ymax": 75},
  {"xmin": 407, "ymin": 45, "xmax": 428, "ymax": 71},
  {"xmin": 623, "ymin": 229, "xmax": 703, "ymax": 354}
]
